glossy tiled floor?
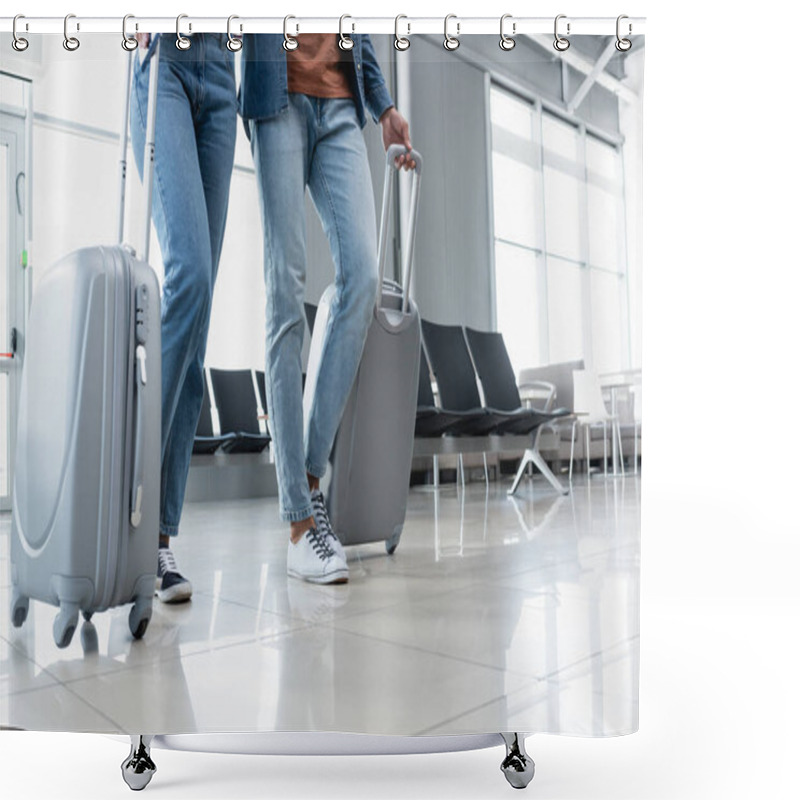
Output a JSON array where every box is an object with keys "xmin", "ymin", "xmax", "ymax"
[{"xmin": 0, "ymin": 474, "xmax": 640, "ymax": 737}]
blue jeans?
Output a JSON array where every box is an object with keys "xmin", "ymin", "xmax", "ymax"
[
  {"xmin": 250, "ymin": 95, "xmax": 379, "ymax": 522},
  {"xmin": 131, "ymin": 34, "xmax": 237, "ymax": 537}
]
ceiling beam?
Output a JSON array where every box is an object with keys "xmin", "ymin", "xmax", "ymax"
[
  {"xmin": 567, "ymin": 38, "xmax": 619, "ymax": 113},
  {"xmin": 525, "ymin": 35, "xmax": 639, "ymax": 105}
]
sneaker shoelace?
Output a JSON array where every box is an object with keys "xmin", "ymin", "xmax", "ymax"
[
  {"xmin": 306, "ymin": 527, "xmax": 335, "ymax": 561},
  {"xmin": 158, "ymin": 547, "xmax": 179, "ymax": 575},
  {"xmin": 311, "ymin": 491, "xmax": 337, "ymax": 544}
]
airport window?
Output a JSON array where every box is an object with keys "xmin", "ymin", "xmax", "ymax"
[{"xmin": 490, "ymin": 86, "xmax": 630, "ymax": 375}]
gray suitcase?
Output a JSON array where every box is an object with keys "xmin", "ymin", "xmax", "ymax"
[
  {"xmin": 304, "ymin": 145, "xmax": 423, "ymax": 554},
  {"xmin": 9, "ymin": 44, "xmax": 163, "ymax": 649}
]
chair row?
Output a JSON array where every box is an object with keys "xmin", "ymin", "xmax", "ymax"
[
  {"xmin": 194, "ymin": 307, "xmax": 320, "ymax": 456},
  {"xmin": 198, "ymin": 309, "xmax": 636, "ymax": 487},
  {"xmin": 194, "ymin": 369, "xmax": 271, "ymax": 455},
  {"xmin": 303, "ymin": 306, "xmax": 572, "ymax": 495},
  {"xmin": 417, "ymin": 321, "xmax": 570, "ymax": 439}
]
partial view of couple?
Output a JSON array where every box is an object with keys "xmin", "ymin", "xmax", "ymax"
[{"xmin": 131, "ymin": 32, "xmax": 415, "ymax": 602}]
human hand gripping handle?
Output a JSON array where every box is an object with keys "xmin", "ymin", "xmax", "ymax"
[{"xmin": 380, "ymin": 107, "xmax": 417, "ymax": 171}]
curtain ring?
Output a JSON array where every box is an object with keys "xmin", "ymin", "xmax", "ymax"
[
  {"xmin": 12, "ymin": 15, "xmax": 29, "ymax": 52},
  {"xmin": 227, "ymin": 15, "xmax": 243, "ymax": 51},
  {"xmin": 121, "ymin": 14, "xmax": 138, "ymax": 51},
  {"xmin": 499, "ymin": 14, "xmax": 516, "ymax": 51},
  {"xmin": 63, "ymin": 13, "xmax": 80, "ymax": 51},
  {"xmin": 615, "ymin": 15, "xmax": 632, "ymax": 52},
  {"xmin": 283, "ymin": 15, "xmax": 299, "ymax": 51},
  {"xmin": 394, "ymin": 15, "xmax": 410, "ymax": 51},
  {"xmin": 176, "ymin": 14, "xmax": 191, "ymax": 50},
  {"xmin": 553, "ymin": 14, "xmax": 570, "ymax": 52},
  {"xmin": 339, "ymin": 15, "xmax": 354, "ymax": 51},
  {"xmin": 443, "ymin": 14, "xmax": 460, "ymax": 51}
]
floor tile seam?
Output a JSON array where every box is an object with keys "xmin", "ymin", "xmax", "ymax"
[
  {"xmin": 322, "ymin": 624, "xmax": 538, "ymax": 678},
  {"xmin": 3, "ymin": 626, "xmax": 282, "ymax": 690},
  {"xmin": 411, "ymin": 689, "xmax": 534, "ymax": 736},
  {"xmin": 190, "ymin": 589, "xmax": 421, "ymax": 626},
  {"xmin": 1, "ymin": 673, "xmax": 122, "ymax": 731},
  {"xmin": 539, "ymin": 634, "xmax": 640, "ymax": 682},
  {"xmin": 191, "ymin": 589, "xmax": 341, "ymax": 626},
  {"xmin": 194, "ymin": 577, "xmax": 487, "ymax": 622},
  {"xmin": 51, "ymin": 625, "xmax": 322, "ymax": 690},
  {"xmin": 469, "ymin": 545, "xmax": 642, "ymax": 584},
  {"xmin": 0, "ymin": 633, "xmax": 75, "ymax": 694}
]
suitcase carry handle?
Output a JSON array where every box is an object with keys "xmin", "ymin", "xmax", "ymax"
[
  {"xmin": 377, "ymin": 144, "xmax": 423, "ymax": 315},
  {"xmin": 130, "ymin": 343, "xmax": 147, "ymax": 528}
]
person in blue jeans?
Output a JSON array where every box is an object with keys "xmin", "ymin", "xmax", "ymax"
[
  {"xmin": 131, "ymin": 33, "xmax": 237, "ymax": 603},
  {"xmin": 240, "ymin": 34, "xmax": 414, "ymax": 584}
]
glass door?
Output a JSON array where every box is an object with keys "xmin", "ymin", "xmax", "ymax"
[{"xmin": 1, "ymin": 111, "xmax": 27, "ymax": 512}]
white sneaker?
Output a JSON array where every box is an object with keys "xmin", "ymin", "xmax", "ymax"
[
  {"xmin": 310, "ymin": 488, "xmax": 346, "ymax": 562},
  {"xmin": 287, "ymin": 527, "xmax": 349, "ymax": 585}
]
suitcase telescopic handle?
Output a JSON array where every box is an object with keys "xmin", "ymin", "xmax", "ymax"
[
  {"xmin": 376, "ymin": 144, "xmax": 423, "ymax": 315},
  {"xmin": 118, "ymin": 37, "xmax": 160, "ymax": 261}
]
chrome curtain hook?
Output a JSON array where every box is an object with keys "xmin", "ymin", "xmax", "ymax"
[
  {"xmin": 615, "ymin": 15, "xmax": 632, "ymax": 52},
  {"xmin": 12, "ymin": 14, "xmax": 29, "ymax": 52},
  {"xmin": 394, "ymin": 15, "xmax": 410, "ymax": 51},
  {"xmin": 443, "ymin": 14, "xmax": 460, "ymax": 51},
  {"xmin": 63, "ymin": 13, "xmax": 80, "ymax": 51},
  {"xmin": 176, "ymin": 14, "xmax": 191, "ymax": 50},
  {"xmin": 339, "ymin": 14, "xmax": 354, "ymax": 51},
  {"xmin": 227, "ymin": 15, "xmax": 242, "ymax": 52},
  {"xmin": 499, "ymin": 14, "xmax": 516, "ymax": 51},
  {"xmin": 554, "ymin": 14, "xmax": 570, "ymax": 52},
  {"xmin": 122, "ymin": 14, "xmax": 138, "ymax": 51},
  {"xmin": 283, "ymin": 15, "xmax": 299, "ymax": 51}
]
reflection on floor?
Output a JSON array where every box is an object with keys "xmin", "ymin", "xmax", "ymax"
[{"xmin": 0, "ymin": 474, "xmax": 640, "ymax": 737}]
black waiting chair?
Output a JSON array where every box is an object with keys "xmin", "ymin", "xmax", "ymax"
[
  {"xmin": 208, "ymin": 368, "xmax": 271, "ymax": 453},
  {"xmin": 463, "ymin": 327, "xmax": 570, "ymax": 435},
  {"xmin": 304, "ymin": 302, "xmax": 318, "ymax": 336},
  {"xmin": 255, "ymin": 370, "xmax": 268, "ymax": 421},
  {"xmin": 421, "ymin": 320, "xmax": 544, "ymax": 436},
  {"xmin": 193, "ymin": 372, "xmax": 237, "ymax": 455},
  {"xmin": 415, "ymin": 345, "xmax": 487, "ymax": 437}
]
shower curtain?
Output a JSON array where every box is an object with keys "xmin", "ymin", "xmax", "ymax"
[{"xmin": 0, "ymin": 17, "xmax": 644, "ymax": 789}]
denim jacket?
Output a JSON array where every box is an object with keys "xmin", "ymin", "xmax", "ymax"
[{"xmin": 238, "ymin": 34, "xmax": 394, "ymax": 129}]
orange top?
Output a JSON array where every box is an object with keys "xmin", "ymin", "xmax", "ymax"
[{"xmin": 286, "ymin": 35, "xmax": 353, "ymax": 99}]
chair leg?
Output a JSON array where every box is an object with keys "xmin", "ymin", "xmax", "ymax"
[
  {"xmin": 482, "ymin": 452, "xmax": 490, "ymax": 487},
  {"xmin": 433, "ymin": 454, "xmax": 440, "ymax": 488},
  {"xmin": 528, "ymin": 448, "xmax": 568, "ymax": 496},
  {"xmin": 616, "ymin": 420, "xmax": 625, "ymax": 476},
  {"xmin": 602, "ymin": 422, "xmax": 608, "ymax": 478},
  {"xmin": 509, "ymin": 452, "xmax": 530, "ymax": 496},
  {"xmin": 569, "ymin": 420, "xmax": 577, "ymax": 483},
  {"xmin": 585, "ymin": 426, "xmax": 591, "ymax": 477}
]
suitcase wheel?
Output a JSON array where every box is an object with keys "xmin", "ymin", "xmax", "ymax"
[
  {"xmin": 53, "ymin": 603, "xmax": 80, "ymax": 649},
  {"xmin": 129, "ymin": 600, "xmax": 152, "ymax": 640},
  {"xmin": 11, "ymin": 591, "xmax": 29, "ymax": 629},
  {"xmin": 386, "ymin": 528, "xmax": 402, "ymax": 556}
]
